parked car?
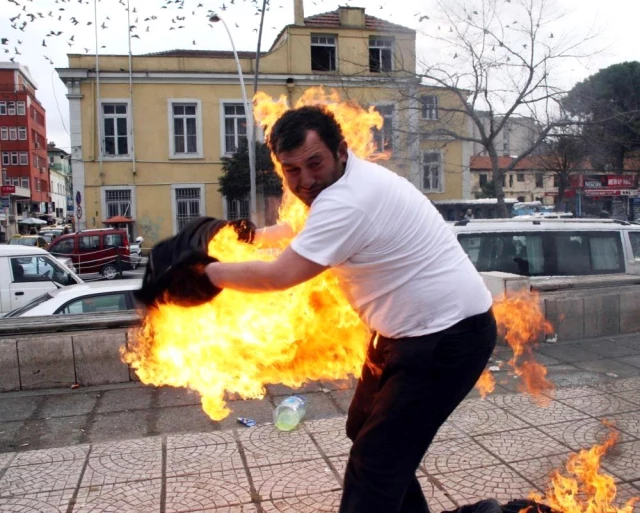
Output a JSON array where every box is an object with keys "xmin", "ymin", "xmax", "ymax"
[
  {"xmin": 130, "ymin": 236, "xmax": 144, "ymax": 269},
  {"xmin": 47, "ymin": 228, "xmax": 131, "ymax": 279},
  {"xmin": 452, "ymin": 218, "xmax": 640, "ymax": 277},
  {"xmin": 8, "ymin": 235, "xmax": 48, "ymax": 249},
  {"xmin": 0, "ymin": 245, "xmax": 84, "ymax": 316},
  {"xmin": 4, "ymin": 279, "xmax": 142, "ymax": 317}
]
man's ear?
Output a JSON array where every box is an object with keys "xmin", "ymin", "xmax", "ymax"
[{"xmin": 337, "ymin": 139, "xmax": 349, "ymax": 164}]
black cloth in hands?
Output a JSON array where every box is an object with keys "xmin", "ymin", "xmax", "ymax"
[
  {"xmin": 134, "ymin": 216, "xmax": 255, "ymax": 308},
  {"xmin": 442, "ymin": 499, "xmax": 555, "ymax": 513}
]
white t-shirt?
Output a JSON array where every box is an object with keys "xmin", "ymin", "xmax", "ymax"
[{"xmin": 290, "ymin": 151, "xmax": 493, "ymax": 338}]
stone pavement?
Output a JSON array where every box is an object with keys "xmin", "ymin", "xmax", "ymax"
[{"xmin": 1, "ymin": 335, "xmax": 640, "ymax": 512}]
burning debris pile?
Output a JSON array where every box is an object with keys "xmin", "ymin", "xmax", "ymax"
[{"xmin": 122, "ymin": 88, "xmax": 553, "ymax": 421}]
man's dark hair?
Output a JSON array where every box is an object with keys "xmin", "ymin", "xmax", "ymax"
[{"xmin": 268, "ymin": 106, "xmax": 344, "ymax": 156}]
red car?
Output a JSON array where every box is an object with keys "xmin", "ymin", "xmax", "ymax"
[{"xmin": 47, "ymin": 228, "xmax": 131, "ymax": 279}]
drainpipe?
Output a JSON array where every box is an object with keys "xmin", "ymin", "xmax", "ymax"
[
  {"xmin": 93, "ymin": 0, "xmax": 103, "ymax": 185},
  {"xmin": 127, "ymin": 0, "xmax": 136, "ymax": 178}
]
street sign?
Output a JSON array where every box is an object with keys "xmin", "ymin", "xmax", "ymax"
[
  {"xmin": 1, "ymin": 185, "xmax": 16, "ymax": 195},
  {"xmin": 77, "ymin": 206, "xmax": 83, "ymax": 220},
  {"xmin": 0, "ymin": 197, "xmax": 9, "ymax": 209}
]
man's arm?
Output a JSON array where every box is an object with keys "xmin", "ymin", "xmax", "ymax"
[
  {"xmin": 253, "ymin": 223, "xmax": 295, "ymax": 247},
  {"xmin": 205, "ymin": 246, "xmax": 328, "ymax": 292}
]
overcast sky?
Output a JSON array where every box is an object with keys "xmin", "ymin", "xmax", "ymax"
[{"xmin": 1, "ymin": 0, "xmax": 638, "ymax": 151}]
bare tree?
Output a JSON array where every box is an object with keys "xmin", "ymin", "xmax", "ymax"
[
  {"xmin": 399, "ymin": 0, "xmax": 597, "ymax": 216},
  {"xmin": 538, "ymin": 126, "xmax": 589, "ymax": 210}
]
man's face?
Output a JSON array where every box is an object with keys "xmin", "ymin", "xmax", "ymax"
[{"xmin": 276, "ymin": 130, "xmax": 348, "ymax": 206}]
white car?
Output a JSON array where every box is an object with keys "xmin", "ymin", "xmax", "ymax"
[
  {"xmin": 4, "ymin": 279, "xmax": 143, "ymax": 317},
  {"xmin": 0, "ymin": 245, "xmax": 84, "ymax": 316}
]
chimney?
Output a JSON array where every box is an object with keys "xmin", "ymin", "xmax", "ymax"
[
  {"xmin": 338, "ymin": 6, "xmax": 365, "ymax": 28},
  {"xmin": 294, "ymin": 0, "xmax": 305, "ymax": 25}
]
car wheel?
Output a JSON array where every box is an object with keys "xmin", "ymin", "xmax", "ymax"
[{"xmin": 101, "ymin": 264, "xmax": 118, "ymax": 280}]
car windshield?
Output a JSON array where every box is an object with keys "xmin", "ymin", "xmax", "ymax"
[
  {"xmin": 4, "ymin": 293, "xmax": 53, "ymax": 318},
  {"xmin": 9, "ymin": 238, "xmax": 37, "ymax": 246},
  {"xmin": 12, "ymin": 255, "xmax": 79, "ymax": 287}
]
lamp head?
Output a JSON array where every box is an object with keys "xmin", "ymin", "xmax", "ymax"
[{"xmin": 209, "ymin": 14, "xmax": 221, "ymax": 23}]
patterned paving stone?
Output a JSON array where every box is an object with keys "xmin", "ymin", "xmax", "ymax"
[
  {"xmin": 81, "ymin": 449, "xmax": 162, "ymax": 486},
  {"xmin": 237, "ymin": 425, "xmax": 322, "ymax": 467},
  {"xmin": 602, "ymin": 440, "xmax": 640, "ymax": 482},
  {"xmin": 10, "ymin": 445, "xmax": 88, "ymax": 467},
  {"xmin": 611, "ymin": 390, "xmax": 640, "ymax": 407},
  {"xmin": 164, "ymin": 470, "xmax": 252, "ymax": 511},
  {"xmin": 190, "ymin": 506, "xmax": 258, "ymax": 513},
  {"xmin": 615, "ymin": 482, "xmax": 640, "ymax": 508},
  {"xmin": 0, "ymin": 453, "xmax": 14, "ymax": 469},
  {"xmin": 304, "ymin": 417, "xmax": 346, "ymax": 434},
  {"xmin": 417, "ymin": 476, "xmax": 457, "ymax": 511},
  {"xmin": 261, "ymin": 490, "xmax": 342, "ymax": 512},
  {"xmin": 166, "ymin": 430, "xmax": 236, "ymax": 450},
  {"xmin": 328, "ymin": 456, "xmax": 347, "ymax": 479},
  {"xmin": 541, "ymin": 385, "xmax": 600, "ymax": 400},
  {"xmin": 557, "ymin": 394, "xmax": 639, "ymax": 417},
  {"xmin": 448, "ymin": 400, "xmax": 529, "ymax": 436},
  {"xmin": 600, "ymin": 412, "xmax": 640, "ymax": 440},
  {"xmin": 434, "ymin": 464, "xmax": 535, "ymax": 503},
  {"xmin": 489, "ymin": 393, "xmax": 588, "ymax": 425},
  {"xmin": 89, "ymin": 436, "xmax": 162, "ymax": 457},
  {"xmin": 422, "ymin": 437, "xmax": 501, "ymax": 475},
  {"xmin": 474, "ymin": 428, "xmax": 568, "ymax": 463},
  {"xmin": 0, "ymin": 459, "xmax": 84, "ymax": 497},
  {"xmin": 0, "ymin": 489, "xmax": 74, "ymax": 513},
  {"xmin": 509, "ymin": 453, "xmax": 573, "ymax": 492},
  {"xmin": 166, "ymin": 443, "xmax": 245, "ymax": 476},
  {"xmin": 250, "ymin": 459, "xmax": 342, "ymax": 500},
  {"xmin": 434, "ymin": 421, "xmax": 466, "ymax": 442},
  {"xmin": 73, "ymin": 479, "xmax": 161, "ymax": 513},
  {"xmin": 308, "ymin": 429, "xmax": 352, "ymax": 458},
  {"xmin": 538, "ymin": 418, "xmax": 630, "ymax": 451},
  {"xmin": 594, "ymin": 377, "xmax": 640, "ymax": 394}
]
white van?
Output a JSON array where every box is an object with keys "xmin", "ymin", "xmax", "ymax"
[
  {"xmin": 0, "ymin": 245, "xmax": 84, "ymax": 316},
  {"xmin": 451, "ymin": 219, "xmax": 640, "ymax": 277}
]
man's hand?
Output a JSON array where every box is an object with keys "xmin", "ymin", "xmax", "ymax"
[{"xmin": 205, "ymin": 246, "xmax": 328, "ymax": 292}]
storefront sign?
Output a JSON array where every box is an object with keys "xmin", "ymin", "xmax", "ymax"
[
  {"xmin": 570, "ymin": 175, "xmax": 636, "ymax": 189},
  {"xmin": 583, "ymin": 188, "xmax": 639, "ymax": 197},
  {"xmin": 1, "ymin": 185, "xmax": 16, "ymax": 195},
  {"xmin": 0, "ymin": 197, "xmax": 10, "ymax": 209}
]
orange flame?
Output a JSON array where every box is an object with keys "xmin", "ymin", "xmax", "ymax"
[
  {"xmin": 530, "ymin": 428, "xmax": 638, "ymax": 513},
  {"xmin": 476, "ymin": 369, "xmax": 496, "ymax": 398},
  {"xmin": 123, "ymin": 88, "xmax": 556, "ymax": 420},
  {"xmin": 491, "ymin": 290, "xmax": 555, "ymax": 405}
]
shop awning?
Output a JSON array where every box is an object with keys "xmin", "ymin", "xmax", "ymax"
[{"xmin": 103, "ymin": 216, "xmax": 135, "ymax": 224}]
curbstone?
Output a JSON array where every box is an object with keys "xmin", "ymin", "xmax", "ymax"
[
  {"xmin": 17, "ymin": 335, "xmax": 76, "ymax": 389},
  {"xmin": 72, "ymin": 331, "xmax": 130, "ymax": 386},
  {"xmin": 0, "ymin": 338, "xmax": 20, "ymax": 392}
]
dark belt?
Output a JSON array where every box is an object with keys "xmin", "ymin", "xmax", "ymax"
[{"xmin": 440, "ymin": 307, "xmax": 495, "ymax": 335}]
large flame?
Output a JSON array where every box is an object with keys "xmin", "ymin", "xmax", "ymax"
[
  {"xmin": 491, "ymin": 290, "xmax": 555, "ymax": 404},
  {"xmin": 530, "ymin": 428, "xmax": 638, "ymax": 513},
  {"xmin": 122, "ymin": 87, "xmax": 554, "ymax": 420}
]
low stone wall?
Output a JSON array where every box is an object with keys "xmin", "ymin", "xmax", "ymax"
[
  {"xmin": 0, "ymin": 327, "xmax": 136, "ymax": 393},
  {"xmin": 481, "ymin": 272, "xmax": 640, "ymax": 342},
  {"xmin": 1, "ymin": 273, "xmax": 639, "ymax": 392}
]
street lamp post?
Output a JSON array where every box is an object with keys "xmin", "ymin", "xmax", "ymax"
[{"xmin": 209, "ymin": 14, "xmax": 258, "ymax": 224}]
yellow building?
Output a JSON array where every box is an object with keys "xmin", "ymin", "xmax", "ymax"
[{"xmin": 57, "ymin": 3, "xmax": 471, "ymax": 244}]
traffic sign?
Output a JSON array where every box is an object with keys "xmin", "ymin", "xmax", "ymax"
[{"xmin": 77, "ymin": 206, "xmax": 83, "ymax": 220}]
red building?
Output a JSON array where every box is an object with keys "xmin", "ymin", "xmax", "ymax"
[{"xmin": 0, "ymin": 62, "xmax": 49, "ymax": 214}]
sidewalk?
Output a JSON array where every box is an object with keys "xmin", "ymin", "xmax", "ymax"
[{"xmin": 1, "ymin": 335, "xmax": 640, "ymax": 512}]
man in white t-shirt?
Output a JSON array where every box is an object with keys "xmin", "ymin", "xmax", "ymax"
[{"xmin": 206, "ymin": 106, "xmax": 497, "ymax": 513}]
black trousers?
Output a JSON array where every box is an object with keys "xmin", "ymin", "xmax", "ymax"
[{"xmin": 339, "ymin": 309, "xmax": 497, "ymax": 513}]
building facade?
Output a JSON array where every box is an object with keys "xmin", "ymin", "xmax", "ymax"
[
  {"xmin": 48, "ymin": 142, "xmax": 74, "ymax": 220},
  {"xmin": 57, "ymin": 4, "xmax": 471, "ymax": 244},
  {"xmin": 470, "ymin": 156, "xmax": 558, "ymax": 205},
  {"xmin": 0, "ymin": 63, "xmax": 50, "ymax": 215},
  {"xmin": 470, "ymin": 113, "xmax": 540, "ymax": 158}
]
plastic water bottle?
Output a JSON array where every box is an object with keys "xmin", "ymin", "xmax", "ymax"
[{"xmin": 274, "ymin": 395, "xmax": 307, "ymax": 431}]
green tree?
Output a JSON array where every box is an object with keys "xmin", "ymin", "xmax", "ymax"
[
  {"xmin": 563, "ymin": 61, "xmax": 640, "ymax": 171},
  {"xmin": 218, "ymin": 140, "xmax": 283, "ymax": 201},
  {"xmin": 475, "ymin": 179, "xmax": 496, "ymax": 199}
]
